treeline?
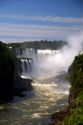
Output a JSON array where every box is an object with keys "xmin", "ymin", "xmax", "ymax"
[{"xmin": 8, "ymin": 40, "xmax": 67, "ymax": 50}]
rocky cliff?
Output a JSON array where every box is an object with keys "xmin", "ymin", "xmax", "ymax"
[
  {"xmin": 0, "ymin": 42, "xmax": 32, "ymax": 103},
  {"xmin": 49, "ymin": 54, "xmax": 83, "ymax": 125}
]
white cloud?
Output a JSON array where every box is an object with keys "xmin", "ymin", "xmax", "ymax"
[
  {"xmin": 0, "ymin": 14, "xmax": 82, "ymax": 42},
  {"xmin": 0, "ymin": 14, "xmax": 83, "ymax": 24},
  {"xmin": 0, "ymin": 23, "xmax": 82, "ymax": 42}
]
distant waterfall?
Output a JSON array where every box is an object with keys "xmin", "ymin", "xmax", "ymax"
[
  {"xmin": 21, "ymin": 59, "xmax": 33, "ymax": 77},
  {"xmin": 16, "ymin": 48, "xmax": 59, "ymax": 78}
]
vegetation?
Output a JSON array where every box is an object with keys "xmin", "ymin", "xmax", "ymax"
[
  {"xmin": 68, "ymin": 55, "xmax": 83, "ymax": 98},
  {"xmin": 0, "ymin": 41, "xmax": 15, "ymax": 103},
  {"xmin": 8, "ymin": 40, "xmax": 67, "ymax": 50},
  {"xmin": 0, "ymin": 41, "xmax": 33, "ymax": 103},
  {"xmin": 49, "ymin": 54, "xmax": 83, "ymax": 125},
  {"xmin": 62, "ymin": 94, "xmax": 83, "ymax": 125},
  {"xmin": 61, "ymin": 54, "xmax": 83, "ymax": 125}
]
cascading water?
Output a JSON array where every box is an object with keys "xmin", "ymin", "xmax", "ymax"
[
  {"xmin": 0, "ymin": 47, "xmax": 70, "ymax": 125},
  {"xmin": 21, "ymin": 59, "xmax": 33, "ymax": 77},
  {"xmin": 18, "ymin": 48, "xmax": 36, "ymax": 78},
  {"xmin": 16, "ymin": 47, "xmax": 61, "ymax": 78},
  {"xmin": 19, "ymin": 48, "xmax": 55, "ymax": 78},
  {"xmin": 16, "ymin": 48, "xmax": 35, "ymax": 78},
  {"xmin": 0, "ymin": 33, "xmax": 83, "ymax": 125}
]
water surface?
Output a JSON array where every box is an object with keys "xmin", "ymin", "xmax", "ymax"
[{"xmin": 0, "ymin": 77, "xmax": 70, "ymax": 125}]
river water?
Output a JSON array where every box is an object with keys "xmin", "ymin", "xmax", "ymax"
[{"xmin": 0, "ymin": 75, "xmax": 70, "ymax": 125}]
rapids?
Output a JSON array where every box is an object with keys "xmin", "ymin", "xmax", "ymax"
[{"xmin": 0, "ymin": 76, "xmax": 70, "ymax": 125}]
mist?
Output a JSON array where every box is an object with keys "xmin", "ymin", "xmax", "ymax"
[{"xmin": 33, "ymin": 32, "xmax": 83, "ymax": 78}]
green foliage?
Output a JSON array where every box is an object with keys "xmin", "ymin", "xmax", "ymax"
[
  {"xmin": 62, "ymin": 107, "xmax": 83, "ymax": 125},
  {"xmin": 8, "ymin": 40, "xmax": 67, "ymax": 50},
  {"xmin": 62, "ymin": 91, "xmax": 83, "ymax": 125},
  {"xmin": 75, "ymin": 91, "xmax": 83, "ymax": 106},
  {"xmin": 7, "ymin": 42, "xmax": 21, "ymax": 48},
  {"xmin": 61, "ymin": 54, "xmax": 83, "ymax": 125},
  {"xmin": 68, "ymin": 54, "xmax": 83, "ymax": 98},
  {"xmin": 0, "ymin": 42, "xmax": 15, "ymax": 77},
  {"xmin": 22, "ymin": 40, "xmax": 67, "ymax": 50},
  {"xmin": 68, "ymin": 54, "xmax": 83, "ymax": 85},
  {"xmin": 0, "ymin": 41, "xmax": 15, "ymax": 103}
]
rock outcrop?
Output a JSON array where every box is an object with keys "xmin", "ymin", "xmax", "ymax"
[
  {"xmin": 14, "ymin": 64, "xmax": 33, "ymax": 96},
  {"xmin": 49, "ymin": 54, "xmax": 83, "ymax": 125},
  {"xmin": 0, "ymin": 42, "xmax": 33, "ymax": 103},
  {"xmin": 0, "ymin": 42, "xmax": 15, "ymax": 103}
]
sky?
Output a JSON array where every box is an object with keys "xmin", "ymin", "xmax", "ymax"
[{"xmin": 0, "ymin": 0, "xmax": 83, "ymax": 42}]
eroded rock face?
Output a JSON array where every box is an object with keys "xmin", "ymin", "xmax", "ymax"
[{"xmin": 14, "ymin": 67, "xmax": 33, "ymax": 96}]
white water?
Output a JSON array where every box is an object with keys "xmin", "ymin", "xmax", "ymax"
[
  {"xmin": 20, "ymin": 49, "xmax": 60, "ymax": 78},
  {"xmin": 1, "ymin": 32, "xmax": 83, "ymax": 125},
  {"xmin": 21, "ymin": 59, "xmax": 32, "ymax": 77},
  {"xmin": 0, "ymin": 77, "xmax": 70, "ymax": 125}
]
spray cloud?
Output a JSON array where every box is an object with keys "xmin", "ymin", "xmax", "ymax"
[{"xmin": 33, "ymin": 32, "xmax": 83, "ymax": 78}]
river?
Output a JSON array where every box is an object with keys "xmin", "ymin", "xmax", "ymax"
[{"xmin": 0, "ymin": 75, "xmax": 70, "ymax": 125}]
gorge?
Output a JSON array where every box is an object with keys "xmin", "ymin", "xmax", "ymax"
[{"xmin": 0, "ymin": 37, "xmax": 83, "ymax": 125}]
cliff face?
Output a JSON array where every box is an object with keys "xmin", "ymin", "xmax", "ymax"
[
  {"xmin": 0, "ymin": 42, "xmax": 15, "ymax": 103},
  {"xmin": 68, "ymin": 55, "xmax": 83, "ymax": 101},
  {"xmin": 61, "ymin": 54, "xmax": 83, "ymax": 125},
  {"xmin": 0, "ymin": 42, "xmax": 33, "ymax": 103},
  {"xmin": 49, "ymin": 54, "xmax": 83, "ymax": 125},
  {"xmin": 13, "ymin": 61, "xmax": 33, "ymax": 96}
]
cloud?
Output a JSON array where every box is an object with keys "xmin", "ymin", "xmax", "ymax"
[
  {"xmin": 0, "ymin": 14, "xmax": 82, "ymax": 42},
  {"xmin": 0, "ymin": 23, "xmax": 82, "ymax": 42},
  {"xmin": 0, "ymin": 14, "xmax": 83, "ymax": 24}
]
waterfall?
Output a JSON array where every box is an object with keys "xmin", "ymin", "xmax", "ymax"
[
  {"xmin": 16, "ymin": 47, "xmax": 60, "ymax": 78},
  {"xmin": 19, "ymin": 48, "xmax": 59, "ymax": 78},
  {"xmin": 21, "ymin": 59, "xmax": 33, "ymax": 77}
]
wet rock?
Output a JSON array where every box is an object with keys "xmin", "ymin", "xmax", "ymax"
[{"xmin": 13, "ymin": 59, "xmax": 33, "ymax": 96}]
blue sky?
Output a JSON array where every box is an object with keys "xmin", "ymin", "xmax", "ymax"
[{"xmin": 0, "ymin": 0, "xmax": 83, "ymax": 42}]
